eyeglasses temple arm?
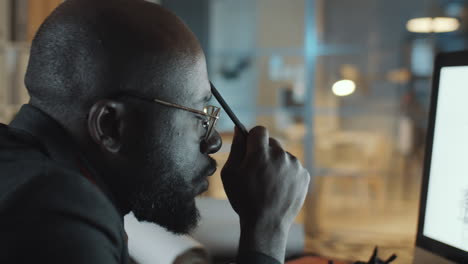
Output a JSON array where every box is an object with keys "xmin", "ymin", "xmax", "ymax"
[{"xmin": 210, "ymin": 82, "xmax": 249, "ymax": 137}]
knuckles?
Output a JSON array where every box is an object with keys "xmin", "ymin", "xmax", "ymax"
[
  {"xmin": 302, "ymin": 170, "xmax": 311, "ymax": 185},
  {"xmin": 269, "ymin": 146, "xmax": 286, "ymax": 163},
  {"xmin": 224, "ymin": 128, "xmax": 311, "ymax": 190},
  {"xmin": 286, "ymin": 151, "xmax": 298, "ymax": 162},
  {"xmin": 249, "ymin": 126, "xmax": 268, "ymax": 137}
]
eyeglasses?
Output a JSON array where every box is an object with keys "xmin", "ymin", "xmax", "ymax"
[{"xmin": 122, "ymin": 93, "xmax": 221, "ymax": 141}]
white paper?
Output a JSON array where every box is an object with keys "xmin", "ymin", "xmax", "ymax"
[{"xmin": 124, "ymin": 212, "xmax": 206, "ymax": 264}]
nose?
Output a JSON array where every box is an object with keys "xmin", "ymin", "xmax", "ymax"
[{"xmin": 201, "ymin": 130, "xmax": 222, "ymax": 154}]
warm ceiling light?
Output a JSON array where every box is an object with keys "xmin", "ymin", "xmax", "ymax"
[
  {"xmin": 432, "ymin": 17, "xmax": 460, "ymax": 33},
  {"xmin": 332, "ymin": 80, "xmax": 356, "ymax": 97},
  {"xmin": 406, "ymin": 17, "xmax": 459, "ymax": 33},
  {"xmin": 407, "ymin": 17, "xmax": 433, "ymax": 33}
]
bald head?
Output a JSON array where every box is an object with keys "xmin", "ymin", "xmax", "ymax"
[{"xmin": 25, "ymin": 0, "xmax": 203, "ymax": 117}]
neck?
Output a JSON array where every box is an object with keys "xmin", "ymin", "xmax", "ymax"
[{"xmin": 81, "ymin": 145, "xmax": 134, "ymax": 217}]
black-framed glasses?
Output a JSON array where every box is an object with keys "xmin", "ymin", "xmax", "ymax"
[{"xmin": 123, "ymin": 94, "xmax": 221, "ymax": 141}]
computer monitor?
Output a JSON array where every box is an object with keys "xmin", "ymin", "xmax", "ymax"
[{"xmin": 415, "ymin": 51, "xmax": 468, "ymax": 263}]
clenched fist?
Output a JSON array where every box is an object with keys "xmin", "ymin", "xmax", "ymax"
[{"xmin": 221, "ymin": 126, "xmax": 310, "ymax": 262}]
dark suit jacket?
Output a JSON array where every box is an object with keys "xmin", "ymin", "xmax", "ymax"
[
  {"xmin": 0, "ymin": 104, "xmax": 279, "ymax": 264},
  {"xmin": 0, "ymin": 105, "xmax": 130, "ymax": 263}
]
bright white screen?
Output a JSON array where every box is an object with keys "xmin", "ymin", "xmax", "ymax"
[{"xmin": 423, "ymin": 66, "xmax": 468, "ymax": 252}]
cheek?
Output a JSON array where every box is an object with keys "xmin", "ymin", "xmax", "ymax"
[
  {"xmin": 125, "ymin": 112, "xmax": 205, "ymax": 175},
  {"xmin": 120, "ymin": 116, "xmax": 166, "ymax": 171},
  {"xmin": 171, "ymin": 112, "xmax": 205, "ymax": 140},
  {"xmin": 167, "ymin": 132, "xmax": 207, "ymax": 177},
  {"xmin": 170, "ymin": 136, "xmax": 200, "ymax": 169}
]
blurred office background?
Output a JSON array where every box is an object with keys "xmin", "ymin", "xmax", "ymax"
[{"xmin": 1, "ymin": 0, "xmax": 467, "ymax": 262}]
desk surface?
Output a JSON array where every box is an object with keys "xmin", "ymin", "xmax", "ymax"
[
  {"xmin": 303, "ymin": 199, "xmax": 418, "ymax": 263},
  {"xmin": 306, "ymin": 236, "xmax": 414, "ymax": 263},
  {"xmin": 303, "ymin": 171, "xmax": 422, "ymax": 264}
]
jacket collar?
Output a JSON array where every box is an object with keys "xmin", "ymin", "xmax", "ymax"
[
  {"xmin": 10, "ymin": 104, "xmax": 79, "ymax": 169},
  {"xmin": 9, "ymin": 104, "xmax": 116, "ymax": 207}
]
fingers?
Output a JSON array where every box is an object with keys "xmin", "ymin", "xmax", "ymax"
[
  {"xmin": 225, "ymin": 126, "xmax": 296, "ymax": 169},
  {"xmin": 245, "ymin": 126, "xmax": 269, "ymax": 160},
  {"xmin": 224, "ymin": 127, "xmax": 247, "ymax": 168},
  {"xmin": 268, "ymin": 137, "xmax": 288, "ymax": 163},
  {"xmin": 269, "ymin": 137, "xmax": 282, "ymax": 149}
]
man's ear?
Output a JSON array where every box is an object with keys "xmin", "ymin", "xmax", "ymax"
[{"xmin": 88, "ymin": 100, "xmax": 126, "ymax": 154}]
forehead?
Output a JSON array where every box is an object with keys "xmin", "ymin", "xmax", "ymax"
[{"xmin": 151, "ymin": 52, "xmax": 211, "ymax": 106}]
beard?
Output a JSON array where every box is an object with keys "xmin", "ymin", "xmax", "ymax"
[
  {"xmin": 121, "ymin": 117, "xmax": 218, "ymax": 235},
  {"xmin": 130, "ymin": 171, "xmax": 200, "ymax": 235},
  {"xmin": 130, "ymin": 155, "xmax": 216, "ymax": 235}
]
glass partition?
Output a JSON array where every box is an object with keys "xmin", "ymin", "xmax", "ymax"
[{"xmin": 197, "ymin": 0, "xmax": 466, "ymax": 261}]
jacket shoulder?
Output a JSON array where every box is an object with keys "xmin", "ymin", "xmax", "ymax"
[
  {"xmin": 0, "ymin": 162, "xmax": 129, "ymax": 263},
  {"xmin": 0, "ymin": 123, "xmax": 125, "ymax": 250},
  {"xmin": 0, "ymin": 123, "xmax": 50, "ymax": 160}
]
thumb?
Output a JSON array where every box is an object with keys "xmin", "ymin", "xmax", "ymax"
[{"xmin": 224, "ymin": 127, "xmax": 247, "ymax": 168}]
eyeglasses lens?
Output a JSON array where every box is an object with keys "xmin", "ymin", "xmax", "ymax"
[{"xmin": 203, "ymin": 106, "xmax": 221, "ymax": 140}]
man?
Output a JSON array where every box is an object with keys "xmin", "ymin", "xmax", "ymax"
[{"xmin": 0, "ymin": 0, "xmax": 310, "ymax": 263}]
